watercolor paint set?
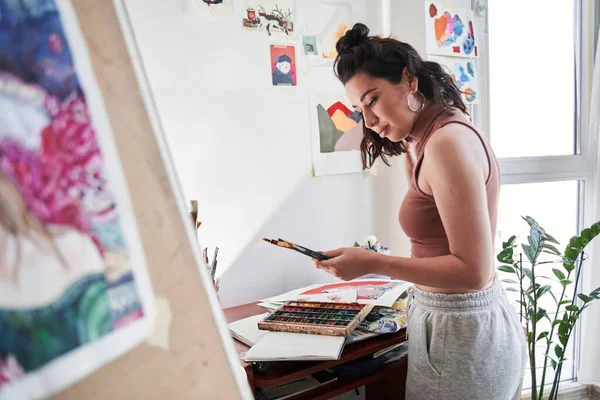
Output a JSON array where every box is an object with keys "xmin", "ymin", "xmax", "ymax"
[{"xmin": 258, "ymin": 301, "xmax": 374, "ymax": 337}]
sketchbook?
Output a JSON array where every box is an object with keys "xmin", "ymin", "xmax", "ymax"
[{"xmin": 244, "ymin": 332, "xmax": 346, "ymax": 362}]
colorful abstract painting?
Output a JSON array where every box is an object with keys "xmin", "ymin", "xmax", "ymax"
[
  {"xmin": 0, "ymin": 1, "xmax": 152, "ymax": 398},
  {"xmin": 192, "ymin": 0, "xmax": 232, "ymax": 18},
  {"xmin": 270, "ymin": 45, "xmax": 297, "ymax": 86},
  {"xmin": 242, "ymin": 0, "xmax": 294, "ymax": 36},
  {"xmin": 428, "ymin": 55, "xmax": 479, "ymax": 103},
  {"xmin": 298, "ymin": 280, "xmax": 410, "ymax": 307},
  {"xmin": 320, "ymin": 2, "xmax": 352, "ymax": 60},
  {"xmin": 424, "ymin": 2, "xmax": 478, "ymax": 58},
  {"xmin": 316, "ymin": 93, "xmax": 362, "ymax": 153},
  {"xmin": 310, "ymin": 92, "xmax": 364, "ymax": 176}
]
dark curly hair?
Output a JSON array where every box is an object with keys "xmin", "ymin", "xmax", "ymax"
[{"xmin": 334, "ymin": 23, "xmax": 467, "ymax": 169}]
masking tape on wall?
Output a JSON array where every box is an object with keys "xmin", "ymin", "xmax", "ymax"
[{"xmin": 145, "ymin": 296, "xmax": 173, "ymax": 351}]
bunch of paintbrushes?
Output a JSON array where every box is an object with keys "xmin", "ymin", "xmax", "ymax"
[
  {"xmin": 262, "ymin": 238, "xmax": 331, "ymax": 261},
  {"xmin": 203, "ymin": 246, "xmax": 219, "ymax": 291}
]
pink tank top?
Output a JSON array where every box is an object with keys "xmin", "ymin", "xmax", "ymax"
[{"xmin": 398, "ymin": 104, "xmax": 500, "ymax": 258}]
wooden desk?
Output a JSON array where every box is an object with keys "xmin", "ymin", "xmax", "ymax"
[{"xmin": 224, "ymin": 303, "xmax": 407, "ymax": 400}]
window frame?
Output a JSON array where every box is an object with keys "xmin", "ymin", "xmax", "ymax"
[{"xmin": 479, "ymin": 0, "xmax": 599, "ymax": 384}]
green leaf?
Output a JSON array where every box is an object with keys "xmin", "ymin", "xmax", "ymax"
[
  {"xmin": 523, "ymin": 268, "xmax": 533, "ymax": 281},
  {"xmin": 498, "ymin": 265, "xmax": 516, "ymax": 273},
  {"xmin": 564, "ymin": 262, "xmax": 575, "ymax": 273},
  {"xmin": 551, "ymin": 358, "xmax": 558, "ymax": 370},
  {"xmin": 536, "ymin": 331, "xmax": 549, "ymax": 342},
  {"xmin": 497, "ymin": 249, "xmax": 514, "ymax": 264},
  {"xmin": 559, "ymin": 320, "xmax": 569, "ymax": 337},
  {"xmin": 591, "ymin": 287, "xmax": 600, "ymax": 297},
  {"xmin": 565, "ymin": 305, "xmax": 579, "ymax": 312},
  {"xmin": 522, "ymin": 244, "xmax": 536, "ymax": 264},
  {"xmin": 560, "ymin": 279, "xmax": 573, "ymax": 288},
  {"xmin": 564, "ymin": 248, "xmax": 579, "ymax": 261},
  {"xmin": 548, "ymin": 290, "xmax": 558, "ymax": 304},
  {"xmin": 506, "ymin": 287, "xmax": 520, "ymax": 293},
  {"xmin": 581, "ymin": 228, "xmax": 594, "ymax": 242},
  {"xmin": 503, "ymin": 235, "xmax": 517, "ymax": 248},
  {"xmin": 537, "ymin": 285, "xmax": 552, "ymax": 298},
  {"xmin": 578, "ymin": 293, "xmax": 592, "ymax": 303},
  {"xmin": 552, "ymin": 319, "xmax": 562, "ymax": 327},
  {"xmin": 545, "ymin": 233, "xmax": 560, "ymax": 245},
  {"xmin": 541, "ymin": 244, "xmax": 561, "ymax": 256},
  {"xmin": 559, "ymin": 300, "xmax": 572, "ymax": 306},
  {"xmin": 535, "ymin": 313, "xmax": 545, "ymax": 323},
  {"xmin": 552, "ymin": 268, "xmax": 566, "ymax": 280},
  {"xmin": 559, "ymin": 334, "xmax": 568, "ymax": 346},
  {"xmin": 501, "ymin": 278, "xmax": 519, "ymax": 285},
  {"xmin": 555, "ymin": 344, "xmax": 564, "ymax": 359}
]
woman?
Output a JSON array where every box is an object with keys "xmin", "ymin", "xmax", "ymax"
[{"xmin": 314, "ymin": 23, "xmax": 527, "ymax": 399}]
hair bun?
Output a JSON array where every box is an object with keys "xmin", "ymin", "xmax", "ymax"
[{"xmin": 336, "ymin": 23, "xmax": 370, "ymax": 54}]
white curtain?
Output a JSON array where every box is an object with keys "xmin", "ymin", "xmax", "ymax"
[{"xmin": 579, "ymin": 23, "xmax": 600, "ymax": 384}]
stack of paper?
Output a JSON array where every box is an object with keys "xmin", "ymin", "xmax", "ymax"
[
  {"xmin": 245, "ymin": 332, "xmax": 346, "ymax": 362},
  {"xmin": 260, "ymin": 279, "xmax": 411, "ymax": 308},
  {"xmin": 228, "ymin": 313, "xmax": 270, "ymax": 347}
]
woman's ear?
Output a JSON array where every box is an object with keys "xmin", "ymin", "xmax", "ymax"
[{"xmin": 402, "ymin": 67, "xmax": 419, "ymax": 93}]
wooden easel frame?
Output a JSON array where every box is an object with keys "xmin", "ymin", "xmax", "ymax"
[{"xmin": 53, "ymin": 1, "xmax": 252, "ymax": 398}]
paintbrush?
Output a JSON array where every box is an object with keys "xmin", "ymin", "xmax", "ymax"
[
  {"xmin": 262, "ymin": 238, "xmax": 330, "ymax": 260},
  {"xmin": 277, "ymin": 238, "xmax": 331, "ymax": 261},
  {"xmin": 189, "ymin": 200, "xmax": 198, "ymax": 228}
]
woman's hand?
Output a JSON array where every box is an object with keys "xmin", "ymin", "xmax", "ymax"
[{"xmin": 313, "ymin": 247, "xmax": 384, "ymax": 280}]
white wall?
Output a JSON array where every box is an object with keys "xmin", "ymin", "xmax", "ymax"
[{"xmin": 123, "ymin": 0, "xmax": 459, "ymax": 307}]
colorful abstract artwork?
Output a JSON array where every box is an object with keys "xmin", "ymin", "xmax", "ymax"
[
  {"xmin": 320, "ymin": 2, "xmax": 352, "ymax": 60},
  {"xmin": 359, "ymin": 307, "xmax": 407, "ymax": 334},
  {"xmin": 424, "ymin": 2, "xmax": 478, "ymax": 58},
  {"xmin": 242, "ymin": 0, "xmax": 294, "ymax": 36},
  {"xmin": 428, "ymin": 55, "xmax": 479, "ymax": 103},
  {"xmin": 302, "ymin": 35, "xmax": 318, "ymax": 56},
  {"xmin": 270, "ymin": 45, "xmax": 297, "ymax": 86},
  {"xmin": 310, "ymin": 92, "xmax": 364, "ymax": 176},
  {"xmin": 0, "ymin": 1, "xmax": 152, "ymax": 398},
  {"xmin": 316, "ymin": 94, "xmax": 362, "ymax": 153}
]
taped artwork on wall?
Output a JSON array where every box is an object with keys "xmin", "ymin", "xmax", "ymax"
[
  {"xmin": 320, "ymin": 2, "xmax": 352, "ymax": 60},
  {"xmin": 310, "ymin": 92, "xmax": 365, "ymax": 176},
  {"xmin": 270, "ymin": 45, "xmax": 297, "ymax": 86},
  {"xmin": 189, "ymin": 0, "xmax": 232, "ymax": 18},
  {"xmin": 242, "ymin": 0, "xmax": 295, "ymax": 36},
  {"xmin": 424, "ymin": 2, "xmax": 478, "ymax": 58},
  {"xmin": 0, "ymin": 1, "xmax": 154, "ymax": 398},
  {"xmin": 302, "ymin": 35, "xmax": 319, "ymax": 56},
  {"xmin": 427, "ymin": 55, "xmax": 479, "ymax": 104}
]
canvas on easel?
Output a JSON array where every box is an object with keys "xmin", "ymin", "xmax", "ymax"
[{"xmin": 0, "ymin": 1, "xmax": 252, "ymax": 399}]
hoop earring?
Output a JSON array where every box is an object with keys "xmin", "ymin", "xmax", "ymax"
[{"xmin": 407, "ymin": 90, "xmax": 425, "ymax": 113}]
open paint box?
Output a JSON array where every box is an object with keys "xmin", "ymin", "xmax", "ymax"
[{"xmin": 258, "ymin": 301, "xmax": 374, "ymax": 337}]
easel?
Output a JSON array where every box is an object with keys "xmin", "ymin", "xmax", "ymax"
[{"xmin": 52, "ymin": 1, "xmax": 251, "ymax": 398}]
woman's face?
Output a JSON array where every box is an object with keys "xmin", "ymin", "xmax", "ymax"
[{"xmin": 344, "ymin": 68, "xmax": 421, "ymax": 142}]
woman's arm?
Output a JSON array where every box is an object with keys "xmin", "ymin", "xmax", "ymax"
[{"xmin": 317, "ymin": 126, "xmax": 495, "ymax": 290}]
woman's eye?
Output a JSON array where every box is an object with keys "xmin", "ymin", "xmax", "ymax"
[{"xmin": 368, "ymin": 97, "xmax": 378, "ymax": 106}]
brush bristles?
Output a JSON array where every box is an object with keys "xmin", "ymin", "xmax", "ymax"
[{"xmin": 189, "ymin": 200, "xmax": 198, "ymax": 213}]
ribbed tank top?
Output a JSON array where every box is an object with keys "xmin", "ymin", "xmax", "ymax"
[{"xmin": 398, "ymin": 103, "xmax": 500, "ymax": 258}]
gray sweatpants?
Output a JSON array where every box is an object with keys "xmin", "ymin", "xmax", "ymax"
[{"xmin": 405, "ymin": 276, "xmax": 527, "ymax": 400}]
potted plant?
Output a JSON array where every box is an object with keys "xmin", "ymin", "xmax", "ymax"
[{"xmin": 497, "ymin": 216, "xmax": 600, "ymax": 400}]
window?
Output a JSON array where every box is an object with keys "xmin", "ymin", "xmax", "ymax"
[{"xmin": 485, "ymin": 0, "xmax": 598, "ymax": 387}]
